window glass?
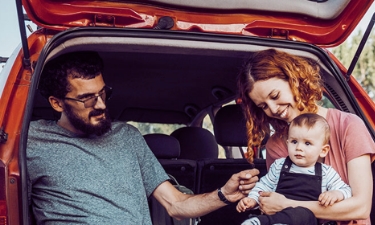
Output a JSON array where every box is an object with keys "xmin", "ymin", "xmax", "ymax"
[
  {"xmin": 202, "ymin": 115, "xmax": 226, "ymax": 158},
  {"xmin": 319, "ymin": 95, "xmax": 336, "ymax": 109},
  {"xmin": 128, "ymin": 96, "xmax": 335, "ymax": 158},
  {"xmin": 127, "ymin": 121, "xmax": 185, "ymax": 135}
]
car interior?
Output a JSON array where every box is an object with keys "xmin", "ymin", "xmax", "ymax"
[{"xmin": 27, "ymin": 28, "xmax": 375, "ymax": 224}]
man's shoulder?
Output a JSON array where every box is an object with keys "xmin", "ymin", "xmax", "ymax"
[
  {"xmin": 29, "ymin": 119, "xmax": 57, "ymax": 133},
  {"xmin": 30, "ymin": 119, "xmax": 55, "ymax": 126},
  {"xmin": 27, "ymin": 120, "xmax": 60, "ymax": 151},
  {"xmin": 110, "ymin": 121, "xmax": 143, "ymax": 137},
  {"xmin": 112, "ymin": 121, "xmax": 137, "ymax": 131}
]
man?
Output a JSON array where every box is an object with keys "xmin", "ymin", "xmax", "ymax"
[{"xmin": 27, "ymin": 51, "xmax": 259, "ymax": 224}]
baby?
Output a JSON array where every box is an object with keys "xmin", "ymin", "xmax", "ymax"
[{"xmin": 237, "ymin": 113, "xmax": 351, "ymax": 225}]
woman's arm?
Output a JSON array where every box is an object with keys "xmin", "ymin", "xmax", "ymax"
[{"xmin": 259, "ymin": 155, "xmax": 373, "ymax": 221}]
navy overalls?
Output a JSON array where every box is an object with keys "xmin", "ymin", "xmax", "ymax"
[
  {"xmin": 254, "ymin": 156, "xmax": 324, "ymax": 225},
  {"xmin": 276, "ymin": 156, "xmax": 322, "ymax": 201}
]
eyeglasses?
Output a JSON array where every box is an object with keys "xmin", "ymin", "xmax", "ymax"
[{"xmin": 63, "ymin": 86, "xmax": 113, "ymax": 108}]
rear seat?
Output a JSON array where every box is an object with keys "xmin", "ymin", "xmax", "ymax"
[
  {"xmin": 195, "ymin": 104, "xmax": 267, "ymax": 225},
  {"xmin": 213, "ymin": 104, "xmax": 268, "ymax": 178},
  {"xmin": 195, "ymin": 159, "xmax": 256, "ymax": 225},
  {"xmin": 145, "ymin": 108, "xmax": 268, "ymax": 225},
  {"xmin": 170, "ymin": 127, "xmax": 219, "ymax": 160},
  {"xmin": 144, "ymin": 133, "xmax": 197, "ymax": 225},
  {"xmin": 143, "ymin": 133, "xmax": 197, "ymax": 192}
]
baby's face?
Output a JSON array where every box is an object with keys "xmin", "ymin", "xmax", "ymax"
[{"xmin": 286, "ymin": 124, "xmax": 327, "ymax": 167}]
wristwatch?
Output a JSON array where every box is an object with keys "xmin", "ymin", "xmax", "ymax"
[{"xmin": 217, "ymin": 188, "xmax": 231, "ymax": 204}]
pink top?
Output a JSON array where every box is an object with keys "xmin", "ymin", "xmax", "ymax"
[{"xmin": 265, "ymin": 108, "xmax": 375, "ymax": 224}]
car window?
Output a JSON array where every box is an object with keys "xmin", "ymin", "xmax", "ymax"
[
  {"xmin": 129, "ymin": 117, "xmax": 227, "ymax": 158},
  {"xmin": 126, "ymin": 121, "xmax": 185, "ymax": 135},
  {"xmin": 202, "ymin": 114, "xmax": 226, "ymax": 158},
  {"xmin": 319, "ymin": 95, "xmax": 336, "ymax": 109}
]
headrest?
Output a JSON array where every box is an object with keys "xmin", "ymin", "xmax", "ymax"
[
  {"xmin": 170, "ymin": 127, "xmax": 218, "ymax": 160},
  {"xmin": 143, "ymin": 133, "xmax": 180, "ymax": 159},
  {"xmin": 213, "ymin": 104, "xmax": 248, "ymax": 146}
]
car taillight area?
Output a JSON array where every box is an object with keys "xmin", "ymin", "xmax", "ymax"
[{"xmin": 0, "ymin": 161, "xmax": 7, "ymax": 225}]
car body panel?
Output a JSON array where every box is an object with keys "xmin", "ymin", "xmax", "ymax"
[
  {"xmin": 0, "ymin": 29, "xmax": 50, "ymax": 224},
  {"xmin": 0, "ymin": 1, "xmax": 374, "ymax": 225},
  {"xmin": 22, "ymin": 0, "xmax": 374, "ymax": 47},
  {"xmin": 1, "ymin": 28, "xmax": 375, "ymax": 225}
]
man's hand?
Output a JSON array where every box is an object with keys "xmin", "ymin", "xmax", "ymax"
[
  {"xmin": 319, "ymin": 190, "xmax": 344, "ymax": 207},
  {"xmin": 221, "ymin": 169, "xmax": 259, "ymax": 203}
]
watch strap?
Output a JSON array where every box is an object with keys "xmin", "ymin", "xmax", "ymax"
[{"xmin": 217, "ymin": 188, "xmax": 231, "ymax": 204}]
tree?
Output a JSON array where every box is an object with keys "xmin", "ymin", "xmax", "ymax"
[{"xmin": 331, "ymin": 29, "xmax": 375, "ymax": 100}]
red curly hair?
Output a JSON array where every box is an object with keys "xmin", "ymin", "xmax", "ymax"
[{"xmin": 237, "ymin": 49, "xmax": 323, "ymax": 163}]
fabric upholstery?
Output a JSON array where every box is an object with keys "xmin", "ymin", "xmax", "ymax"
[
  {"xmin": 144, "ymin": 133, "xmax": 180, "ymax": 159},
  {"xmin": 170, "ymin": 127, "xmax": 218, "ymax": 160},
  {"xmin": 213, "ymin": 104, "xmax": 248, "ymax": 146}
]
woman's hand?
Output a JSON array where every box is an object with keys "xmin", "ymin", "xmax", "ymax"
[{"xmin": 258, "ymin": 191, "xmax": 289, "ymax": 215}]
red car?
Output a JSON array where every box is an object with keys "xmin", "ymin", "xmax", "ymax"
[{"xmin": 0, "ymin": 0, "xmax": 374, "ymax": 224}]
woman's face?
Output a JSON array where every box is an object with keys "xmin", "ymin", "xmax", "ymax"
[{"xmin": 248, "ymin": 77, "xmax": 300, "ymax": 123}]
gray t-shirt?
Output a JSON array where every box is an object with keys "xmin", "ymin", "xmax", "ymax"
[{"xmin": 27, "ymin": 120, "xmax": 169, "ymax": 224}]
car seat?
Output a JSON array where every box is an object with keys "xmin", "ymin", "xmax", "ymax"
[{"xmin": 170, "ymin": 127, "xmax": 219, "ymax": 160}]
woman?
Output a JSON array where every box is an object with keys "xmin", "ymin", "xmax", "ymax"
[{"xmin": 237, "ymin": 49, "xmax": 375, "ymax": 224}]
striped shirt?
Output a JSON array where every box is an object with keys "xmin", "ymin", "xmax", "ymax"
[{"xmin": 248, "ymin": 157, "xmax": 352, "ymax": 204}]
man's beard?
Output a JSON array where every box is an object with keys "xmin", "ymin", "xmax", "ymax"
[{"xmin": 64, "ymin": 104, "xmax": 112, "ymax": 136}]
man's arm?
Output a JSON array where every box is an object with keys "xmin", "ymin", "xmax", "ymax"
[{"xmin": 152, "ymin": 169, "xmax": 259, "ymax": 220}]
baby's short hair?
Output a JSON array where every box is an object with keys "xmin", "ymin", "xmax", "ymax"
[{"xmin": 289, "ymin": 113, "xmax": 330, "ymax": 144}]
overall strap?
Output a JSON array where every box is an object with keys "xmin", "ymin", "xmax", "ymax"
[
  {"xmin": 282, "ymin": 156, "xmax": 322, "ymax": 176},
  {"xmin": 314, "ymin": 161, "xmax": 322, "ymax": 176},
  {"xmin": 280, "ymin": 156, "xmax": 293, "ymax": 173}
]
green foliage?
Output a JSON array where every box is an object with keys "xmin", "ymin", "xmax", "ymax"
[
  {"xmin": 319, "ymin": 95, "xmax": 335, "ymax": 109},
  {"xmin": 331, "ymin": 29, "xmax": 375, "ymax": 100}
]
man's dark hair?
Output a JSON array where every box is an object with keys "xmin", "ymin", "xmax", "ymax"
[{"xmin": 39, "ymin": 51, "xmax": 103, "ymax": 99}]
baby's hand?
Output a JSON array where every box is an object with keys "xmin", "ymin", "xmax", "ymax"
[
  {"xmin": 236, "ymin": 197, "xmax": 257, "ymax": 212},
  {"xmin": 318, "ymin": 190, "xmax": 344, "ymax": 207}
]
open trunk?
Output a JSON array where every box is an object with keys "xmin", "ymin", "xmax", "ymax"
[{"xmin": 21, "ymin": 28, "xmax": 374, "ymax": 225}]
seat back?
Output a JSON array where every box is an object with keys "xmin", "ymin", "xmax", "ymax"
[
  {"xmin": 214, "ymin": 104, "xmax": 248, "ymax": 147},
  {"xmin": 144, "ymin": 133, "xmax": 197, "ymax": 225},
  {"xmin": 144, "ymin": 133, "xmax": 197, "ymax": 192},
  {"xmin": 144, "ymin": 133, "xmax": 180, "ymax": 159},
  {"xmin": 170, "ymin": 127, "xmax": 219, "ymax": 160},
  {"xmin": 196, "ymin": 158, "xmax": 264, "ymax": 225},
  {"xmin": 214, "ymin": 104, "xmax": 269, "ymax": 159},
  {"xmin": 195, "ymin": 104, "xmax": 267, "ymax": 225}
]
